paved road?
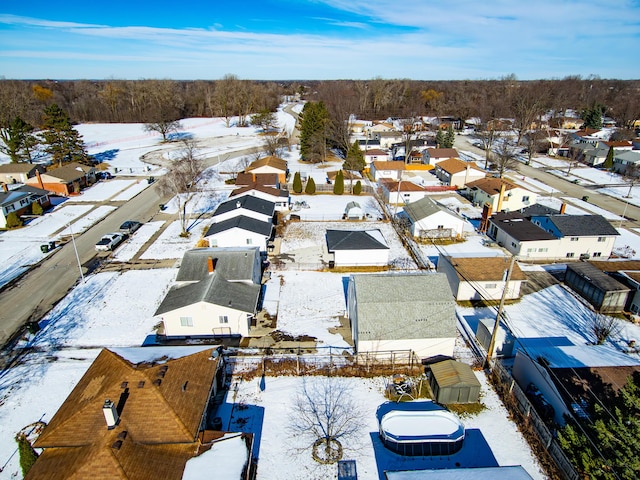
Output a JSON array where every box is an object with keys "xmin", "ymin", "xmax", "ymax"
[{"xmin": 454, "ymin": 135, "xmax": 640, "ymax": 230}]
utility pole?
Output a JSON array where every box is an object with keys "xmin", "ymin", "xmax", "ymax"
[{"xmin": 484, "ymin": 254, "xmax": 517, "ymax": 369}]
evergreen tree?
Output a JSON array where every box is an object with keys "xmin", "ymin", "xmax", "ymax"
[
  {"xmin": 581, "ymin": 102, "xmax": 605, "ymax": 130},
  {"xmin": 16, "ymin": 434, "xmax": 39, "ymax": 476},
  {"xmin": 293, "ymin": 171, "xmax": 303, "ymax": 194},
  {"xmin": 435, "ymin": 128, "xmax": 445, "ymax": 148},
  {"xmin": 603, "ymin": 146, "xmax": 614, "ymax": 170},
  {"xmin": 333, "ymin": 170, "xmax": 344, "ymax": 195},
  {"xmin": 343, "ymin": 141, "xmax": 366, "ymax": 173},
  {"xmin": 0, "ymin": 117, "xmax": 38, "ymax": 163},
  {"xmin": 558, "ymin": 374, "xmax": 640, "ymax": 479},
  {"xmin": 5, "ymin": 211, "xmax": 22, "ymax": 228},
  {"xmin": 353, "ymin": 180, "xmax": 362, "ymax": 195},
  {"xmin": 299, "ymin": 101, "xmax": 330, "ymax": 163},
  {"xmin": 31, "ymin": 201, "xmax": 44, "ymax": 216},
  {"xmin": 40, "ymin": 104, "xmax": 91, "ymax": 167},
  {"xmin": 444, "ymin": 125, "xmax": 456, "ymax": 148},
  {"xmin": 305, "ymin": 177, "xmax": 316, "ymax": 194}
]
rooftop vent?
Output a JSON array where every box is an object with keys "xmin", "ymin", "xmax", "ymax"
[
  {"xmin": 117, "ymin": 431, "xmax": 128, "ymax": 440},
  {"xmin": 182, "ymin": 381, "xmax": 189, "ymax": 392},
  {"xmin": 137, "ymin": 381, "xmax": 145, "ymax": 388},
  {"xmin": 111, "ymin": 440, "xmax": 123, "ymax": 450},
  {"xmin": 103, "ymin": 399, "xmax": 119, "ymax": 429},
  {"xmin": 153, "ymin": 378, "xmax": 162, "ymax": 386},
  {"xmin": 120, "ymin": 381, "xmax": 128, "ymax": 389}
]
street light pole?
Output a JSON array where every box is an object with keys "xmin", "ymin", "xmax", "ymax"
[{"xmin": 68, "ymin": 222, "xmax": 85, "ymax": 284}]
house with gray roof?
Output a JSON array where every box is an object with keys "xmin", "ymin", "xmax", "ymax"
[
  {"xmin": 155, "ymin": 247, "xmax": 262, "ymax": 337},
  {"xmin": 0, "ymin": 184, "xmax": 51, "ymax": 228},
  {"xmin": 0, "ymin": 163, "xmax": 46, "ymax": 185},
  {"xmin": 612, "ymin": 150, "xmax": 640, "ymax": 174},
  {"xmin": 347, "ymin": 273, "xmax": 457, "ymax": 358},
  {"xmin": 488, "ymin": 212, "xmax": 619, "ymax": 260},
  {"xmin": 326, "ymin": 229, "xmax": 390, "ymax": 267},
  {"xmin": 212, "ymin": 196, "xmax": 275, "ymax": 224},
  {"xmin": 204, "ymin": 215, "xmax": 273, "ymax": 252},
  {"xmin": 402, "ymin": 196, "xmax": 467, "ymax": 240}
]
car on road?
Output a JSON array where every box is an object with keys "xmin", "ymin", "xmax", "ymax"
[
  {"xmin": 119, "ymin": 220, "xmax": 142, "ymax": 235},
  {"xmin": 95, "ymin": 233, "xmax": 125, "ymax": 252}
]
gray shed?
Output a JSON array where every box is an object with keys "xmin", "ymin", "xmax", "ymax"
[
  {"xmin": 565, "ymin": 262, "xmax": 631, "ymax": 313},
  {"xmin": 429, "ymin": 360, "xmax": 481, "ymax": 404}
]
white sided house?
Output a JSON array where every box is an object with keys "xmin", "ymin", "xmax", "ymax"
[
  {"xmin": 326, "ymin": 229, "xmax": 390, "ymax": 267},
  {"xmin": 204, "ymin": 216, "xmax": 273, "ymax": 252},
  {"xmin": 402, "ymin": 196, "xmax": 467, "ymax": 240},
  {"xmin": 434, "ymin": 158, "xmax": 486, "ymax": 188},
  {"xmin": 371, "ymin": 161, "xmax": 406, "ymax": 181},
  {"xmin": 437, "ymin": 255, "xmax": 527, "ymax": 301},
  {"xmin": 465, "ymin": 177, "xmax": 536, "ymax": 212},
  {"xmin": 229, "ymin": 184, "xmax": 290, "ymax": 211},
  {"xmin": 379, "ymin": 179, "xmax": 430, "ymax": 205},
  {"xmin": 347, "ymin": 273, "xmax": 457, "ymax": 359},
  {"xmin": 155, "ymin": 248, "xmax": 262, "ymax": 337},
  {"xmin": 211, "ymin": 196, "xmax": 275, "ymax": 224}
]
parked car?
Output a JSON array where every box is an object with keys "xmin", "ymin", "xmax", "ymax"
[
  {"xmin": 95, "ymin": 233, "xmax": 125, "ymax": 252},
  {"xmin": 97, "ymin": 171, "xmax": 114, "ymax": 180},
  {"xmin": 119, "ymin": 220, "xmax": 142, "ymax": 235}
]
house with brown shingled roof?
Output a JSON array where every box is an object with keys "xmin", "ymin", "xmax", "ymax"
[
  {"xmin": 379, "ymin": 179, "xmax": 430, "ymax": 205},
  {"xmin": 437, "ymin": 255, "xmax": 528, "ymax": 301},
  {"xmin": 245, "ymin": 156, "xmax": 288, "ymax": 184},
  {"xmin": 434, "ymin": 158, "xmax": 486, "ymax": 188},
  {"xmin": 422, "ymin": 148, "xmax": 459, "ymax": 166},
  {"xmin": 25, "ymin": 162, "xmax": 96, "ymax": 196},
  {"xmin": 27, "ymin": 346, "xmax": 253, "ymax": 480},
  {"xmin": 371, "ymin": 161, "xmax": 405, "ymax": 181},
  {"xmin": 464, "ymin": 177, "xmax": 536, "ymax": 212}
]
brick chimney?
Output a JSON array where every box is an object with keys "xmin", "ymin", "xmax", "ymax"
[
  {"xmin": 35, "ymin": 169, "xmax": 45, "ymax": 190},
  {"xmin": 1, "ymin": 183, "xmax": 7, "ymax": 193},
  {"xmin": 207, "ymin": 257, "xmax": 215, "ymax": 273},
  {"xmin": 559, "ymin": 202, "xmax": 567, "ymax": 214},
  {"xmin": 480, "ymin": 202, "xmax": 493, "ymax": 233},
  {"xmin": 496, "ymin": 182, "xmax": 507, "ymax": 212}
]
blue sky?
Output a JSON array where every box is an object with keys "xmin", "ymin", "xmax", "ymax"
[{"xmin": 1, "ymin": 0, "xmax": 639, "ymax": 80}]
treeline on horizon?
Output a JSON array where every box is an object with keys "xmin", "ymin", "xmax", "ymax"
[{"xmin": 1, "ymin": 76, "xmax": 639, "ymax": 130}]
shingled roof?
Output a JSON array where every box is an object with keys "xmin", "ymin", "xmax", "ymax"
[
  {"xmin": 204, "ymin": 215, "xmax": 273, "ymax": 237},
  {"xmin": 175, "ymin": 247, "xmax": 260, "ymax": 283},
  {"xmin": 541, "ymin": 214, "xmax": 619, "ymax": 237},
  {"xmin": 245, "ymin": 155, "xmax": 287, "ymax": 172},
  {"xmin": 29, "ymin": 347, "xmax": 222, "ymax": 480},
  {"xmin": 490, "ymin": 212, "xmax": 557, "ymax": 241},
  {"xmin": 403, "ymin": 196, "xmax": 460, "ymax": 223},
  {"xmin": 326, "ymin": 229, "xmax": 389, "ymax": 251},
  {"xmin": 212, "ymin": 196, "xmax": 275, "ymax": 218},
  {"xmin": 442, "ymin": 256, "xmax": 528, "ymax": 282}
]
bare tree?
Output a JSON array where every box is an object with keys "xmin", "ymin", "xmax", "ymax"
[
  {"xmin": 289, "ymin": 377, "xmax": 365, "ymax": 465},
  {"xmin": 476, "ymin": 125, "xmax": 500, "ymax": 170},
  {"xmin": 144, "ymin": 119, "xmax": 182, "ymax": 142},
  {"xmin": 591, "ymin": 313, "xmax": 622, "ymax": 345},
  {"xmin": 157, "ymin": 139, "xmax": 209, "ymax": 235},
  {"xmin": 493, "ymin": 138, "xmax": 519, "ymax": 177},
  {"xmin": 623, "ymin": 163, "xmax": 640, "ymax": 198}
]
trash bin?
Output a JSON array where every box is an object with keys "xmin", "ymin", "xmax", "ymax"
[
  {"xmin": 329, "ymin": 260, "xmax": 335, "ymax": 269},
  {"xmin": 49, "ymin": 241, "xmax": 56, "ymax": 250},
  {"xmin": 159, "ymin": 203, "xmax": 165, "ymax": 211},
  {"xmin": 212, "ymin": 417, "xmax": 223, "ymax": 430},
  {"xmin": 40, "ymin": 244, "xmax": 49, "ymax": 253},
  {"xmin": 582, "ymin": 195, "xmax": 589, "ymax": 202}
]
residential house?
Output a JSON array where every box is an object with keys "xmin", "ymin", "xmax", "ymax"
[
  {"xmin": 369, "ymin": 122, "xmax": 395, "ymax": 134},
  {"xmin": 357, "ymin": 138, "xmax": 382, "ymax": 151},
  {"xmin": 0, "ymin": 163, "xmax": 46, "ymax": 185},
  {"xmin": 371, "ymin": 161, "xmax": 406, "ymax": 181},
  {"xmin": 612, "ymin": 150, "xmax": 640, "ymax": 174},
  {"xmin": 27, "ymin": 346, "xmax": 253, "ymax": 480},
  {"xmin": 434, "ymin": 158, "xmax": 486, "ymax": 188},
  {"xmin": 244, "ymin": 155, "xmax": 288, "ymax": 184},
  {"xmin": 564, "ymin": 262, "xmax": 630, "ymax": 313},
  {"xmin": 347, "ymin": 273, "xmax": 457, "ymax": 358},
  {"xmin": 376, "ymin": 131, "xmax": 404, "ymax": 149},
  {"xmin": 326, "ymin": 229, "xmax": 390, "ymax": 267},
  {"xmin": 229, "ymin": 184, "xmax": 290, "ymax": 211},
  {"xmin": 391, "ymin": 139, "xmax": 431, "ymax": 162},
  {"xmin": 512, "ymin": 343, "xmax": 640, "ymax": 425},
  {"xmin": 402, "ymin": 196, "xmax": 467, "ymax": 240},
  {"xmin": 487, "ymin": 212, "xmax": 558, "ymax": 259},
  {"xmin": 235, "ymin": 172, "xmax": 279, "ymax": 188},
  {"xmin": 363, "ymin": 148, "xmax": 391, "ymax": 168},
  {"xmin": 204, "ymin": 216, "xmax": 273, "ymax": 252},
  {"xmin": 1, "ymin": 184, "xmax": 51, "ymax": 228},
  {"xmin": 422, "ymin": 148, "xmax": 459, "ymax": 166},
  {"xmin": 465, "ymin": 177, "xmax": 536, "ymax": 212},
  {"xmin": 26, "ymin": 162, "xmax": 96, "ymax": 196},
  {"xmin": 379, "ymin": 179, "xmax": 430, "ymax": 205},
  {"xmin": 437, "ymin": 255, "xmax": 527, "ymax": 301},
  {"xmin": 530, "ymin": 213, "xmax": 619, "ymax": 260},
  {"xmin": 155, "ymin": 247, "xmax": 262, "ymax": 337},
  {"xmin": 211, "ymin": 196, "xmax": 275, "ymax": 224}
]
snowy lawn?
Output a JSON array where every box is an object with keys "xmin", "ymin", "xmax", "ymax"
[
  {"xmin": 288, "ymin": 194, "xmax": 383, "ymax": 221},
  {"xmin": 111, "ymin": 220, "xmax": 165, "ymax": 262},
  {"xmin": 138, "ymin": 220, "xmax": 201, "ymax": 260}
]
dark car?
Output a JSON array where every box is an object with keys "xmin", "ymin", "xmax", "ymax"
[
  {"xmin": 119, "ymin": 220, "xmax": 142, "ymax": 235},
  {"xmin": 97, "ymin": 171, "xmax": 114, "ymax": 180}
]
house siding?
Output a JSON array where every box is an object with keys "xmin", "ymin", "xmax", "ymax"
[
  {"xmin": 206, "ymin": 227, "xmax": 271, "ymax": 252},
  {"xmin": 162, "ymin": 302, "xmax": 251, "ymax": 337},
  {"xmin": 411, "ymin": 211, "xmax": 465, "ymax": 239},
  {"xmin": 358, "ymin": 338, "xmax": 455, "ymax": 359},
  {"xmin": 333, "ymin": 249, "xmax": 388, "ymax": 267}
]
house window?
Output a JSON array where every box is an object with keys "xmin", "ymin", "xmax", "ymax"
[
  {"xmin": 593, "ymin": 252, "xmax": 602, "ymax": 257},
  {"xmin": 180, "ymin": 316, "xmax": 193, "ymax": 327},
  {"xmin": 511, "ymin": 242, "xmax": 517, "ymax": 248},
  {"xmin": 437, "ymin": 225, "xmax": 444, "ymax": 230},
  {"xmin": 527, "ymin": 248, "xmax": 535, "ymax": 253},
  {"xmin": 570, "ymin": 237, "xmax": 579, "ymax": 242},
  {"xmin": 597, "ymin": 237, "xmax": 606, "ymax": 242},
  {"xmin": 538, "ymin": 248, "xmax": 548, "ymax": 253},
  {"xmin": 485, "ymin": 283, "xmax": 497, "ymax": 289},
  {"xmin": 210, "ymin": 239, "xmax": 217, "ymax": 247},
  {"xmin": 219, "ymin": 315, "xmax": 229, "ymax": 324},
  {"xmin": 522, "ymin": 196, "xmax": 529, "ymax": 202},
  {"xmin": 246, "ymin": 238, "xmax": 253, "ymax": 245},
  {"xmin": 566, "ymin": 252, "xmax": 575, "ymax": 258}
]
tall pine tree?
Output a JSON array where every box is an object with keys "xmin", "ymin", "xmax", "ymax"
[
  {"xmin": 435, "ymin": 128, "xmax": 445, "ymax": 148},
  {"xmin": 603, "ymin": 146, "xmax": 614, "ymax": 170},
  {"xmin": 0, "ymin": 117, "xmax": 38, "ymax": 163},
  {"xmin": 333, "ymin": 170, "xmax": 344, "ymax": 195},
  {"xmin": 343, "ymin": 141, "xmax": 366, "ymax": 173},
  {"xmin": 444, "ymin": 125, "xmax": 456, "ymax": 148},
  {"xmin": 292, "ymin": 171, "xmax": 303, "ymax": 194},
  {"xmin": 299, "ymin": 101, "xmax": 330, "ymax": 163},
  {"xmin": 40, "ymin": 104, "xmax": 91, "ymax": 167}
]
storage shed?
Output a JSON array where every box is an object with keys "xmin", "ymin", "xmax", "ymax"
[
  {"xmin": 344, "ymin": 201, "xmax": 364, "ymax": 220},
  {"xmin": 429, "ymin": 360, "xmax": 481, "ymax": 404},
  {"xmin": 564, "ymin": 262, "xmax": 631, "ymax": 313}
]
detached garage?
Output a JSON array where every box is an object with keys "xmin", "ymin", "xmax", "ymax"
[{"xmin": 429, "ymin": 360, "xmax": 481, "ymax": 404}]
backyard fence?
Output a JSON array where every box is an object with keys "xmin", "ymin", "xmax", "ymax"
[{"xmin": 225, "ymin": 349, "xmax": 422, "ymax": 378}]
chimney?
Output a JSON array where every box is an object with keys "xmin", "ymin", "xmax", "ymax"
[
  {"xmin": 103, "ymin": 399, "xmax": 119, "ymax": 429},
  {"xmin": 1, "ymin": 183, "xmax": 7, "ymax": 193},
  {"xmin": 480, "ymin": 203, "xmax": 493, "ymax": 233},
  {"xmin": 496, "ymin": 182, "xmax": 507, "ymax": 212},
  {"xmin": 559, "ymin": 202, "xmax": 567, "ymax": 214},
  {"xmin": 207, "ymin": 256, "xmax": 215, "ymax": 273},
  {"xmin": 35, "ymin": 169, "xmax": 45, "ymax": 190},
  {"xmin": 236, "ymin": 201, "xmax": 241, "ymax": 209}
]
